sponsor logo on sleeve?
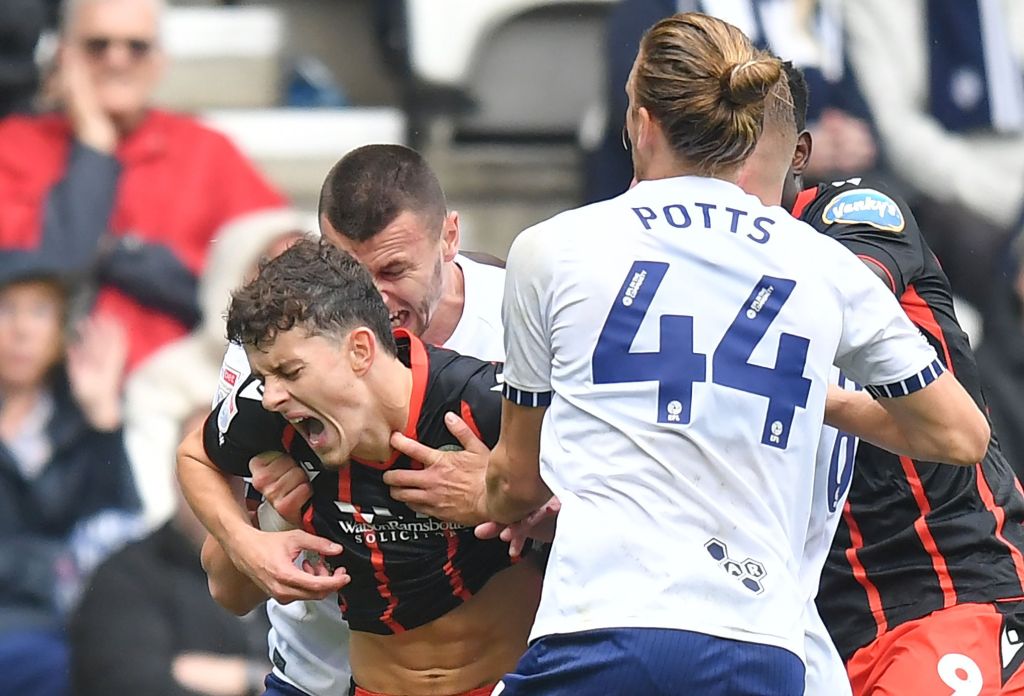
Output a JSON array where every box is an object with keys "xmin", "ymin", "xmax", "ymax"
[
  {"xmin": 822, "ymin": 188, "xmax": 906, "ymax": 233},
  {"xmin": 216, "ymin": 390, "xmax": 238, "ymax": 442}
]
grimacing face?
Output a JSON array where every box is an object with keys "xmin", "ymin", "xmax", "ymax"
[
  {"xmin": 247, "ymin": 327, "xmax": 372, "ymax": 469},
  {"xmin": 66, "ymin": 0, "xmax": 164, "ymax": 123},
  {"xmin": 319, "ymin": 210, "xmax": 458, "ymax": 339}
]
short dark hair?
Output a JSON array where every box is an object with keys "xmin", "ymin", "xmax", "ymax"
[
  {"xmin": 317, "ymin": 144, "xmax": 447, "ymax": 242},
  {"xmin": 782, "ymin": 61, "xmax": 809, "ymax": 132},
  {"xmin": 227, "ymin": 238, "xmax": 397, "ymax": 356}
]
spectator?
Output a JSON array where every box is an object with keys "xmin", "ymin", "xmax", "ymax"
[
  {"xmin": 0, "ymin": 0, "xmax": 49, "ymax": 118},
  {"xmin": 978, "ymin": 238, "xmax": 1024, "ymax": 479},
  {"xmin": 0, "ymin": 253, "xmax": 140, "ymax": 696},
  {"xmin": 845, "ymin": 0, "xmax": 1024, "ymax": 309},
  {"xmin": 584, "ymin": 0, "xmax": 878, "ymax": 203},
  {"xmin": 70, "ymin": 409, "xmax": 271, "ymax": 696},
  {"xmin": 124, "ymin": 209, "xmax": 309, "ymax": 528},
  {"xmin": 0, "ymin": 0, "xmax": 287, "ymax": 373}
]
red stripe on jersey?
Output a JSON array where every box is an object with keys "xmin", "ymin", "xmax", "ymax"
[
  {"xmin": 352, "ymin": 330, "xmax": 429, "ymax": 471},
  {"xmin": 281, "ymin": 424, "xmax": 296, "ymax": 450},
  {"xmin": 302, "ymin": 502, "xmax": 315, "ymax": 535},
  {"xmin": 338, "ymin": 464, "xmax": 352, "ymax": 503},
  {"xmin": 900, "ymin": 456, "xmax": 957, "ymax": 607},
  {"xmin": 842, "ymin": 500, "xmax": 888, "ymax": 639},
  {"xmin": 442, "ymin": 529, "xmax": 471, "ymax": 601},
  {"xmin": 975, "ymin": 463, "xmax": 1024, "ymax": 591},
  {"xmin": 857, "ymin": 254, "xmax": 897, "ymax": 294},
  {"xmin": 900, "ymin": 284, "xmax": 953, "ymax": 369},
  {"xmin": 353, "ymin": 506, "xmax": 403, "ymax": 633},
  {"xmin": 791, "ymin": 187, "xmax": 818, "ymax": 219},
  {"xmin": 460, "ymin": 400, "xmax": 484, "ymax": 441}
]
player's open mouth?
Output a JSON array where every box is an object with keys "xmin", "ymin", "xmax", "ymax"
[
  {"xmin": 389, "ymin": 310, "xmax": 407, "ymax": 328},
  {"xmin": 288, "ymin": 415, "xmax": 328, "ymax": 449}
]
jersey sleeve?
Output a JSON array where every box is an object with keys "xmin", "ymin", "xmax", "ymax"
[
  {"xmin": 830, "ymin": 243, "xmax": 943, "ymax": 396},
  {"xmin": 501, "ymin": 225, "xmax": 555, "ymax": 408},
  {"xmin": 212, "ymin": 342, "xmax": 252, "ymax": 408},
  {"xmin": 201, "ymin": 374, "xmax": 286, "ymax": 476},
  {"xmin": 810, "ymin": 185, "xmax": 925, "ymax": 297}
]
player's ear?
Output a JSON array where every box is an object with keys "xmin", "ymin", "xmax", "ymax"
[
  {"xmin": 792, "ymin": 130, "xmax": 812, "ymax": 177},
  {"xmin": 440, "ymin": 211, "xmax": 460, "ymax": 262},
  {"xmin": 347, "ymin": 327, "xmax": 376, "ymax": 376}
]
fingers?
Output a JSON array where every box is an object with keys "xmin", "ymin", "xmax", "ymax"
[
  {"xmin": 444, "ymin": 412, "xmax": 489, "ymax": 453},
  {"xmin": 382, "ymin": 467, "xmax": 433, "ymax": 489},
  {"xmin": 274, "ymin": 482, "xmax": 312, "ymax": 526},
  {"xmin": 389, "ymin": 431, "xmax": 439, "ymax": 467},
  {"xmin": 474, "ymin": 521, "xmax": 506, "ymax": 540},
  {"xmin": 287, "ymin": 530, "xmax": 342, "ymax": 558}
]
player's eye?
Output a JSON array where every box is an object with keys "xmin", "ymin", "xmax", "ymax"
[{"xmin": 281, "ymin": 367, "xmax": 302, "ymax": 381}]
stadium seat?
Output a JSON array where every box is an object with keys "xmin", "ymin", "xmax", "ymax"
[
  {"xmin": 401, "ymin": 0, "xmax": 615, "ymax": 141},
  {"xmin": 155, "ymin": 5, "xmax": 286, "ymax": 110},
  {"xmin": 200, "ymin": 107, "xmax": 407, "ymax": 208}
]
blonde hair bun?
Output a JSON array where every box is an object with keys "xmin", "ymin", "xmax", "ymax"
[{"xmin": 720, "ymin": 58, "xmax": 783, "ymax": 107}]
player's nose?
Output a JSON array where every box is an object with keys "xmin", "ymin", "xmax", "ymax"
[{"xmin": 261, "ymin": 376, "xmax": 289, "ymax": 412}]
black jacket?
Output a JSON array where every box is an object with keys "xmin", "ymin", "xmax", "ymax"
[
  {"xmin": 69, "ymin": 523, "xmax": 269, "ymax": 696},
  {"xmin": 0, "ymin": 374, "xmax": 139, "ymax": 634}
]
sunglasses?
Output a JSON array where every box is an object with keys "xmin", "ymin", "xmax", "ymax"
[{"xmin": 81, "ymin": 36, "xmax": 153, "ymax": 60}]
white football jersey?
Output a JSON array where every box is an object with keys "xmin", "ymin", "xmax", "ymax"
[
  {"xmin": 501, "ymin": 176, "xmax": 941, "ymax": 659},
  {"xmin": 212, "ymin": 256, "xmax": 506, "ymax": 695},
  {"xmin": 803, "ymin": 370, "xmax": 859, "ymax": 695}
]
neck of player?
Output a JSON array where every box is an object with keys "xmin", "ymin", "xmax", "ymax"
[
  {"xmin": 353, "ymin": 358, "xmax": 414, "ymax": 463},
  {"xmin": 638, "ymin": 148, "xmax": 740, "ymax": 185},
  {"xmin": 419, "ymin": 260, "xmax": 465, "ymax": 348}
]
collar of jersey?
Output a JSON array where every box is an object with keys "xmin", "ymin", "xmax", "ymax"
[{"xmin": 350, "ymin": 328, "xmax": 429, "ymax": 471}]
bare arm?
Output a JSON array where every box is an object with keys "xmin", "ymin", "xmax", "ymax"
[
  {"xmin": 826, "ymin": 372, "xmax": 990, "ymax": 465},
  {"xmin": 485, "ymin": 402, "xmax": 552, "ymax": 524},
  {"xmin": 199, "ymin": 534, "xmax": 266, "ymax": 617},
  {"xmin": 175, "ymin": 425, "xmax": 348, "ymax": 603}
]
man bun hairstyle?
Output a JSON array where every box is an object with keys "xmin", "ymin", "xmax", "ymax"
[
  {"xmin": 635, "ymin": 12, "xmax": 782, "ymax": 173},
  {"xmin": 226, "ymin": 238, "xmax": 397, "ymax": 356}
]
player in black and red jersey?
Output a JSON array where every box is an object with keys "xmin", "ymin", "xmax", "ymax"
[
  {"xmin": 771, "ymin": 63, "xmax": 1024, "ymax": 696},
  {"xmin": 179, "ymin": 239, "xmax": 539, "ymax": 696}
]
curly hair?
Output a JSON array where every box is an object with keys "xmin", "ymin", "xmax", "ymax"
[{"xmin": 226, "ymin": 238, "xmax": 397, "ymax": 355}]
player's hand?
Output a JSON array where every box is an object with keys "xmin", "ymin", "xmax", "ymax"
[
  {"xmin": 475, "ymin": 496, "xmax": 561, "ymax": 557},
  {"xmin": 224, "ymin": 525, "xmax": 348, "ymax": 604},
  {"xmin": 249, "ymin": 452, "xmax": 311, "ymax": 527},
  {"xmin": 385, "ymin": 412, "xmax": 490, "ymax": 525}
]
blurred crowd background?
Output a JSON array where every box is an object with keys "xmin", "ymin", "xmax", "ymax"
[{"xmin": 1, "ymin": 0, "xmax": 1023, "ymax": 694}]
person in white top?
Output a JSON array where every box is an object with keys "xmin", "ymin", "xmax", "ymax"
[
  {"xmin": 176, "ymin": 145, "xmax": 507, "ymax": 696},
  {"xmin": 482, "ymin": 13, "xmax": 990, "ymax": 696}
]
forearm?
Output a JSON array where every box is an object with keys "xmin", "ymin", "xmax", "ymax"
[
  {"xmin": 200, "ymin": 535, "xmax": 267, "ymax": 616},
  {"xmin": 484, "ymin": 443, "xmax": 552, "ymax": 525},
  {"xmin": 40, "ymin": 141, "xmax": 119, "ymax": 271},
  {"xmin": 176, "ymin": 430, "xmax": 254, "ymax": 553},
  {"xmin": 825, "ymin": 385, "xmax": 913, "ymax": 455}
]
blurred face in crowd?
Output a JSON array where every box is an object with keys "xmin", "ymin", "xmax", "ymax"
[
  {"xmin": 320, "ymin": 210, "xmax": 460, "ymax": 338},
  {"xmin": 64, "ymin": 0, "xmax": 165, "ymax": 122},
  {"xmin": 0, "ymin": 280, "xmax": 65, "ymax": 391}
]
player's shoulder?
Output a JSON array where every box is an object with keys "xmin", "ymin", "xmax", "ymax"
[
  {"xmin": 798, "ymin": 177, "xmax": 912, "ymax": 236},
  {"xmin": 425, "ymin": 344, "xmax": 500, "ymax": 395}
]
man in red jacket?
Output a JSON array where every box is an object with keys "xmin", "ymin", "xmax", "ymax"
[{"xmin": 0, "ymin": 0, "xmax": 286, "ymax": 372}]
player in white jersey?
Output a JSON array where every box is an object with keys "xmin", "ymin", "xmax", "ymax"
[
  {"xmin": 177, "ymin": 145, "xmax": 507, "ymax": 696},
  {"xmin": 481, "ymin": 14, "xmax": 990, "ymax": 696}
]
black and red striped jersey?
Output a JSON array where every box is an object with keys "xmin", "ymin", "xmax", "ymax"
[
  {"xmin": 202, "ymin": 331, "xmax": 517, "ymax": 635},
  {"xmin": 791, "ymin": 180, "xmax": 1024, "ymax": 660}
]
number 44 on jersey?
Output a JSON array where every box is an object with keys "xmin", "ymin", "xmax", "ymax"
[{"xmin": 592, "ymin": 260, "xmax": 812, "ymax": 450}]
